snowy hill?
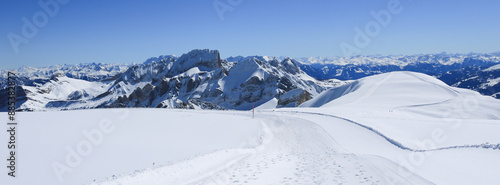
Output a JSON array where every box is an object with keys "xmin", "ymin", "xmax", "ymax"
[
  {"xmin": 300, "ymin": 71, "xmax": 500, "ymax": 149},
  {"xmin": 302, "ymin": 71, "xmax": 468, "ymax": 107}
]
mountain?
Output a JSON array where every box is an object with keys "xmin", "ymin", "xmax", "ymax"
[
  {"xmin": 2, "ymin": 50, "xmax": 500, "ymax": 112},
  {"xmin": 295, "ymin": 52, "xmax": 500, "ymax": 66},
  {"xmin": 0, "ymin": 63, "xmax": 131, "ymax": 89},
  {"xmin": 1, "ymin": 49, "xmax": 343, "ymax": 111},
  {"xmin": 438, "ymin": 64, "xmax": 500, "ymax": 98},
  {"xmin": 296, "ymin": 53, "xmax": 500, "ymax": 80},
  {"xmin": 293, "ymin": 53, "xmax": 500, "ymax": 98}
]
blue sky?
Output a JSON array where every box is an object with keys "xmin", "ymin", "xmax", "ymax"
[{"xmin": 1, "ymin": 0, "xmax": 499, "ymax": 70}]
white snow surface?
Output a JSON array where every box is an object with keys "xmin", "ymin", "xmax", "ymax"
[
  {"xmin": 485, "ymin": 63, "xmax": 500, "ymax": 71},
  {"xmin": 255, "ymin": 98, "xmax": 278, "ymax": 110},
  {"xmin": 2, "ymin": 72, "xmax": 499, "ymax": 185}
]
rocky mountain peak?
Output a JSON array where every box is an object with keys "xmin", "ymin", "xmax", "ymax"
[
  {"xmin": 50, "ymin": 72, "xmax": 67, "ymax": 81},
  {"xmin": 168, "ymin": 49, "xmax": 223, "ymax": 76}
]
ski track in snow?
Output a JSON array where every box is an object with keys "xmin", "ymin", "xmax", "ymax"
[
  {"xmin": 271, "ymin": 110, "xmax": 500, "ymax": 152},
  {"xmin": 94, "ymin": 112, "xmax": 435, "ymax": 185}
]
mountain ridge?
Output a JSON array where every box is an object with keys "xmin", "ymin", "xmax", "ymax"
[
  {"xmin": 0, "ymin": 49, "xmax": 343, "ymax": 111},
  {"xmin": 1, "ymin": 49, "xmax": 500, "ymax": 112}
]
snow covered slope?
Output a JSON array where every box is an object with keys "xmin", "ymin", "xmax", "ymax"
[
  {"xmin": 300, "ymin": 72, "xmax": 500, "ymax": 147},
  {"xmin": 302, "ymin": 71, "xmax": 461, "ymax": 108},
  {"xmin": 295, "ymin": 71, "xmax": 500, "ymax": 184},
  {"xmin": 1, "ymin": 71, "xmax": 498, "ymax": 185},
  {"xmin": 0, "ymin": 109, "xmax": 263, "ymax": 185},
  {"xmin": 17, "ymin": 74, "xmax": 112, "ymax": 111},
  {"xmin": 301, "ymin": 71, "xmax": 500, "ymax": 119}
]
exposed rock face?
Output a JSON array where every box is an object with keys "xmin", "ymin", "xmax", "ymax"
[
  {"xmin": 106, "ymin": 52, "xmax": 341, "ymax": 110},
  {"xmin": 298, "ymin": 90, "xmax": 312, "ymax": 106},
  {"xmin": 167, "ymin": 49, "xmax": 223, "ymax": 76}
]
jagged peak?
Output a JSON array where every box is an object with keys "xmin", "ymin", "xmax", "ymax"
[
  {"xmin": 168, "ymin": 49, "xmax": 222, "ymax": 76},
  {"xmin": 143, "ymin": 55, "xmax": 177, "ymax": 65},
  {"xmin": 50, "ymin": 72, "xmax": 67, "ymax": 81}
]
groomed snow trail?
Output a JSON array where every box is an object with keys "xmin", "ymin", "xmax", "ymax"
[
  {"xmin": 192, "ymin": 113, "xmax": 433, "ymax": 185},
  {"xmin": 95, "ymin": 112, "xmax": 433, "ymax": 185}
]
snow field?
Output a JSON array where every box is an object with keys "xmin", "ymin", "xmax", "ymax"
[{"xmin": 0, "ymin": 109, "xmax": 262, "ymax": 185}]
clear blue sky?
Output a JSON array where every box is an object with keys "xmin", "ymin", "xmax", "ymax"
[{"xmin": 1, "ymin": 0, "xmax": 499, "ymax": 70}]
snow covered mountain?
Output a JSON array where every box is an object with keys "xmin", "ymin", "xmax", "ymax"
[
  {"xmin": 295, "ymin": 52, "xmax": 500, "ymax": 66},
  {"xmin": 296, "ymin": 53, "xmax": 500, "ymax": 80},
  {"xmin": 1, "ymin": 49, "xmax": 342, "ymax": 111},
  {"xmin": 294, "ymin": 53, "xmax": 500, "ymax": 98},
  {"xmin": 106, "ymin": 50, "xmax": 342, "ymax": 110},
  {"xmin": 0, "ymin": 63, "xmax": 130, "ymax": 89},
  {"xmin": 438, "ymin": 63, "xmax": 500, "ymax": 98}
]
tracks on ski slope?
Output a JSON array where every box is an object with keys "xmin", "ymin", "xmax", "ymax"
[
  {"xmin": 93, "ymin": 111, "xmax": 434, "ymax": 185},
  {"xmin": 269, "ymin": 110, "xmax": 500, "ymax": 152},
  {"xmin": 191, "ymin": 113, "xmax": 433, "ymax": 185},
  {"xmin": 92, "ymin": 110, "xmax": 496, "ymax": 185}
]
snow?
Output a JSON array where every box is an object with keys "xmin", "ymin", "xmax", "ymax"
[
  {"xmin": 481, "ymin": 77, "xmax": 500, "ymax": 88},
  {"xmin": 299, "ymin": 72, "xmax": 500, "ymax": 146},
  {"xmin": 294, "ymin": 72, "xmax": 500, "ymax": 184},
  {"xmin": 302, "ymin": 72, "xmax": 461, "ymax": 109},
  {"xmin": 38, "ymin": 76, "xmax": 110, "ymax": 100},
  {"xmin": 222, "ymin": 57, "xmax": 262, "ymax": 91},
  {"xmin": 17, "ymin": 76, "xmax": 114, "ymax": 111},
  {"xmin": 2, "ymin": 71, "xmax": 499, "ymax": 185},
  {"xmin": 174, "ymin": 67, "xmax": 201, "ymax": 78},
  {"xmin": 255, "ymin": 98, "xmax": 278, "ymax": 110},
  {"xmin": 299, "ymin": 81, "xmax": 359, "ymax": 108},
  {"xmin": 0, "ymin": 109, "xmax": 262, "ymax": 185},
  {"xmin": 485, "ymin": 63, "xmax": 500, "ymax": 71}
]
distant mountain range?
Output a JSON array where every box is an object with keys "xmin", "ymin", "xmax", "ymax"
[
  {"xmin": 0, "ymin": 63, "xmax": 130, "ymax": 89},
  {"xmin": 295, "ymin": 53, "xmax": 500, "ymax": 79},
  {"xmin": 1, "ymin": 50, "xmax": 499, "ymax": 111},
  {"xmin": 293, "ymin": 53, "xmax": 500, "ymax": 98}
]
